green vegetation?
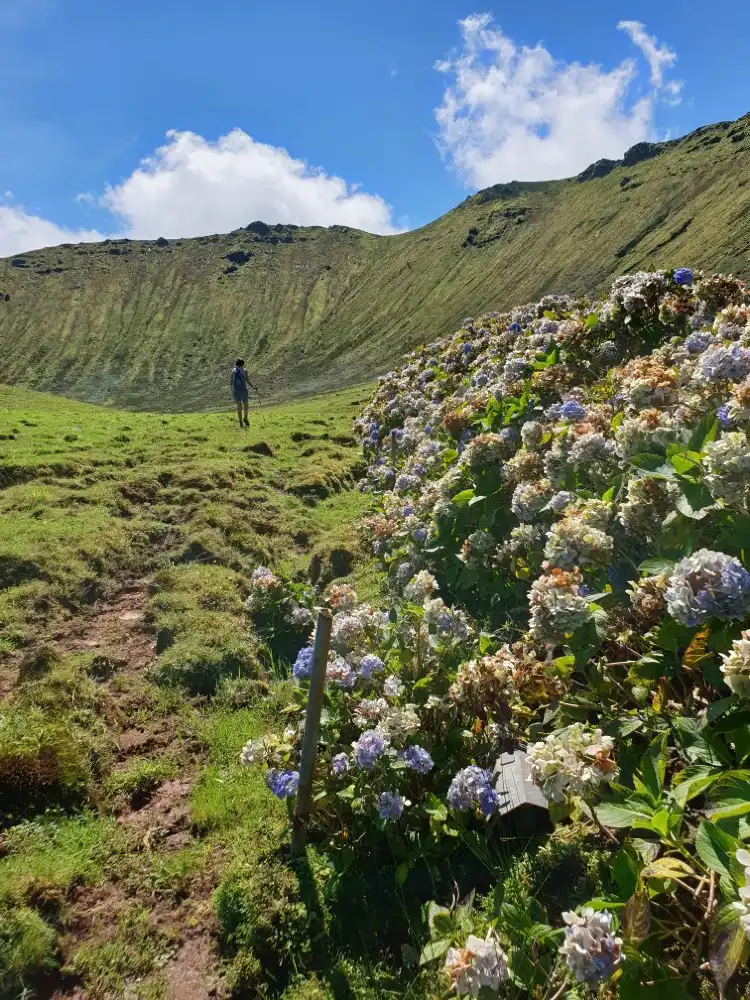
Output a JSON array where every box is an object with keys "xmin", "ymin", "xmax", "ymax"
[
  {"xmin": 0, "ymin": 382, "xmax": 378, "ymax": 998},
  {"xmin": 0, "ymin": 116, "xmax": 748, "ymax": 410},
  {"xmin": 0, "ymin": 382, "xmax": 371, "ymax": 653}
]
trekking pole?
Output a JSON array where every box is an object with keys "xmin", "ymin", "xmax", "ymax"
[
  {"xmin": 245, "ymin": 376, "xmax": 267, "ymax": 428},
  {"xmin": 291, "ymin": 608, "xmax": 331, "ymax": 855}
]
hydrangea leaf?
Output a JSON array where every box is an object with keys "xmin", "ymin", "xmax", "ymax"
[
  {"xmin": 622, "ymin": 888, "xmax": 650, "ymax": 945},
  {"xmin": 710, "ymin": 918, "xmax": 748, "ymax": 998},
  {"xmin": 695, "ymin": 820, "xmax": 739, "ymax": 876}
]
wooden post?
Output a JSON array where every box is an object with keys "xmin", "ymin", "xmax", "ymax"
[{"xmin": 291, "ymin": 608, "xmax": 332, "ymax": 854}]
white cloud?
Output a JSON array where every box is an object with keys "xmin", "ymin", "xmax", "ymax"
[
  {"xmin": 617, "ymin": 20, "xmax": 678, "ymax": 89},
  {"xmin": 0, "ymin": 202, "xmax": 103, "ymax": 257},
  {"xmin": 434, "ymin": 13, "xmax": 682, "ymax": 189},
  {"xmin": 99, "ymin": 129, "xmax": 401, "ymax": 238}
]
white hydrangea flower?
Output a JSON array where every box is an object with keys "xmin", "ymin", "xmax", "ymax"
[
  {"xmin": 383, "ymin": 675, "xmax": 405, "ymax": 698},
  {"xmin": 404, "ymin": 570, "xmax": 439, "ymax": 602},
  {"xmin": 733, "ymin": 849, "xmax": 750, "ymax": 939},
  {"xmin": 543, "ymin": 516, "xmax": 614, "ymax": 570},
  {"xmin": 528, "ymin": 723, "xmax": 618, "ymax": 803},
  {"xmin": 528, "ymin": 569, "xmax": 592, "ymax": 642},
  {"xmin": 703, "ymin": 431, "xmax": 750, "ymax": 505},
  {"xmin": 444, "ymin": 930, "xmax": 509, "ymax": 997},
  {"xmin": 721, "ymin": 631, "xmax": 750, "ymax": 697},
  {"xmin": 240, "ymin": 737, "xmax": 268, "ymax": 766},
  {"xmin": 559, "ymin": 908, "xmax": 623, "ymax": 982}
]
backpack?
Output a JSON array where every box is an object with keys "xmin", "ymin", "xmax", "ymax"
[{"xmin": 232, "ymin": 366, "xmax": 246, "ymax": 393}]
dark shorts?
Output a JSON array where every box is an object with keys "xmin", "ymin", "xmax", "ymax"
[{"xmin": 233, "ymin": 389, "xmax": 249, "ymax": 404}]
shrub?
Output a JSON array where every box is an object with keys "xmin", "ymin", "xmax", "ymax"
[
  {"xmin": 0, "ymin": 905, "xmax": 57, "ymax": 999},
  {"xmin": 242, "ymin": 269, "xmax": 750, "ymax": 994}
]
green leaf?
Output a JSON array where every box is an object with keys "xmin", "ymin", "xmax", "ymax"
[
  {"xmin": 667, "ymin": 446, "xmax": 703, "ymax": 471},
  {"xmin": 611, "ymin": 849, "xmax": 640, "ymax": 898},
  {"xmin": 695, "ymin": 821, "xmax": 739, "ymax": 876},
  {"xmin": 629, "ymin": 453, "xmax": 672, "ymax": 472},
  {"xmin": 467, "ymin": 494, "xmax": 486, "ymax": 507},
  {"xmin": 419, "ymin": 939, "xmax": 450, "ymax": 966},
  {"xmin": 671, "ymin": 767, "xmax": 720, "ymax": 807},
  {"xmin": 689, "ymin": 413, "xmax": 719, "ymax": 452},
  {"xmin": 451, "ymin": 489, "xmax": 476, "ymax": 507},
  {"xmin": 676, "ymin": 492, "xmax": 711, "ymax": 520},
  {"xmin": 710, "ymin": 919, "xmax": 748, "ymax": 997},
  {"xmin": 641, "ymin": 857, "xmax": 695, "ymax": 880},
  {"xmin": 638, "ymin": 558, "xmax": 675, "ymax": 576},
  {"xmin": 395, "ymin": 862, "xmax": 411, "ymax": 886},
  {"xmin": 594, "ymin": 802, "xmax": 654, "ymax": 829},
  {"xmin": 622, "ymin": 889, "xmax": 650, "ymax": 945}
]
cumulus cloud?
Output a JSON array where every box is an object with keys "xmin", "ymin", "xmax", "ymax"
[
  {"xmin": 98, "ymin": 129, "xmax": 401, "ymax": 238},
  {"xmin": 617, "ymin": 20, "xmax": 678, "ymax": 89},
  {"xmin": 434, "ymin": 13, "xmax": 682, "ymax": 189},
  {"xmin": 0, "ymin": 201, "xmax": 103, "ymax": 257}
]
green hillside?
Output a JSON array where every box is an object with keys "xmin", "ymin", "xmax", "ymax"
[{"xmin": 1, "ymin": 113, "xmax": 749, "ymax": 410}]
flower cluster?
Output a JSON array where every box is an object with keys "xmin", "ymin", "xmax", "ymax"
[
  {"xmin": 559, "ymin": 908, "xmax": 623, "ymax": 982},
  {"xmin": 444, "ymin": 931, "xmax": 509, "ymax": 997},
  {"xmin": 527, "ymin": 724, "xmax": 618, "ymax": 803},
  {"xmin": 242, "ymin": 269, "xmax": 750, "ymax": 991}
]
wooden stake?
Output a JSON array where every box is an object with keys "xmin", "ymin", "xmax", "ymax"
[{"xmin": 291, "ymin": 608, "xmax": 332, "ymax": 854}]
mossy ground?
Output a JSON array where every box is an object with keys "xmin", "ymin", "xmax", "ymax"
[{"xmin": 0, "ymin": 383, "xmax": 394, "ymax": 999}]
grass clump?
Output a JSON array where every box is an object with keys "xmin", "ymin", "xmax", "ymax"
[
  {"xmin": 105, "ymin": 758, "xmax": 177, "ymax": 809},
  {"xmin": 0, "ymin": 813, "xmax": 120, "ymax": 908},
  {"xmin": 67, "ymin": 905, "xmax": 177, "ymax": 999},
  {"xmin": 214, "ymin": 859, "xmax": 316, "ymax": 993},
  {"xmin": 0, "ymin": 706, "xmax": 92, "ymax": 819},
  {"xmin": 0, "ymin": 905, "xmax": 57, "ymax": 999},
  {"xmin": 148, "ymin": 563, "xmax": 261, "ymax": 695}
]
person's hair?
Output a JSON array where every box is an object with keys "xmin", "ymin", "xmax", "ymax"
[{"xmin": 236, "ymin": 358, "xmax": 244, "ymax": 367}]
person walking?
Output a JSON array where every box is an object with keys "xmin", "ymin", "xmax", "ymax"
[{"xmin": 231, "ymin": 359, "xmax": 250, "ymax": 428}]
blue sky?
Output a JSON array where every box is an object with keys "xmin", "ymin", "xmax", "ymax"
[{"xmin": 1, "ymin": 0, "xmax": 748, "ymax": 254}]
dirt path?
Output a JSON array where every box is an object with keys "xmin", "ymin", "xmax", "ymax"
[{"xmin": 2, "ymin": 578, "xmax": 226, "ymax": 999}]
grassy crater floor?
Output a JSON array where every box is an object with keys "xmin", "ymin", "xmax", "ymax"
[{"xmin": 0, "ymin": 383, "xmax": 396, "ymax": 999}]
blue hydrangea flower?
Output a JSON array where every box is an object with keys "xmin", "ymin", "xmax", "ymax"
[
  {"xmin": 377, "ymin": 790, "xmax": 404, "ymax": 822},
  {"xmin": 353, "ymin": 730, "xmax": 387, "ymax": 770},
  {"xmin": 508, "ymin": 322, "xmax": 523, "ymax": 333},
  {"xmin": 548, "ymin": 491, "xmax": 574, "ymax": 512},
  {"xmin": 447, "ymin": 765, "xmax": 499, "ymax": 817},
  {"xmin": 697, "ymin": 345, "xmax": 750, "ymax": 384},
  {"xmin": 402, "ymin": 504, "xmax": 415, "ymax": 518},
  {"xmin": 673, "ymin": 267, "xmax": 694, "ymax": 286},
  {"xmin": 684, "ymin": 331, "xmax": 716, "ymax": 354},
  {"xmin": 560, "ymin": 399, "xmax": 587, "ymax": 421},
  {"xmin": 412, "ymin": 526, "xmax": 428, "ymax": 543},
  {"xmin": 293, "ymin": 646, "xmax": 314, "ymax": 680},
  {"xmin": 399, "ymin": 745, "xmax": 434, "ymax": 774},
  {"xmin": 666, "ymin": 549, "xmax": 750, "ymax": 626},
  {"xmin": 359, "ymin": 654, "xmax": 384, "ymax": 678},
  {"xmin": 266, "ymin": 769, "xmax": 299, "ymax": 799},
  {"xmin": 717, "ymin": 403, "xmax": 734, "ymax": 428},
  {"xmin": 331, "ymin": 753, "xmax": 350, "ymax": 776},
  {"xmin": 395, "ymin": 473, "xmax": 417, "ymax": 493},
  {"xmin": 462, "ymin": 343, "xmax": 473, "ymax": 355}
]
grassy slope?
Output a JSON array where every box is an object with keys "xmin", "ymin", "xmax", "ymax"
[
  {"xmin": 0, "ymin": 384, "xmax": 390, "ymax": 998},
  {"xmin": 1, "ymin": 115, "xmax": 748, "ymax": 410},
  {"xmin": 0, "ymin": 383, "xmax": 373, "ymax": 652}
]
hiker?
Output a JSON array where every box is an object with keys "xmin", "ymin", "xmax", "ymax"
[{"xmin": 231, "ymin": 359, "xmax": 250, "ymax": 428}]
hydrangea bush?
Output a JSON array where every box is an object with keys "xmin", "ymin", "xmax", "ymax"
[{"xmin": 243, "ymin": 269, "xmax": 750, "ymax": 996}]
